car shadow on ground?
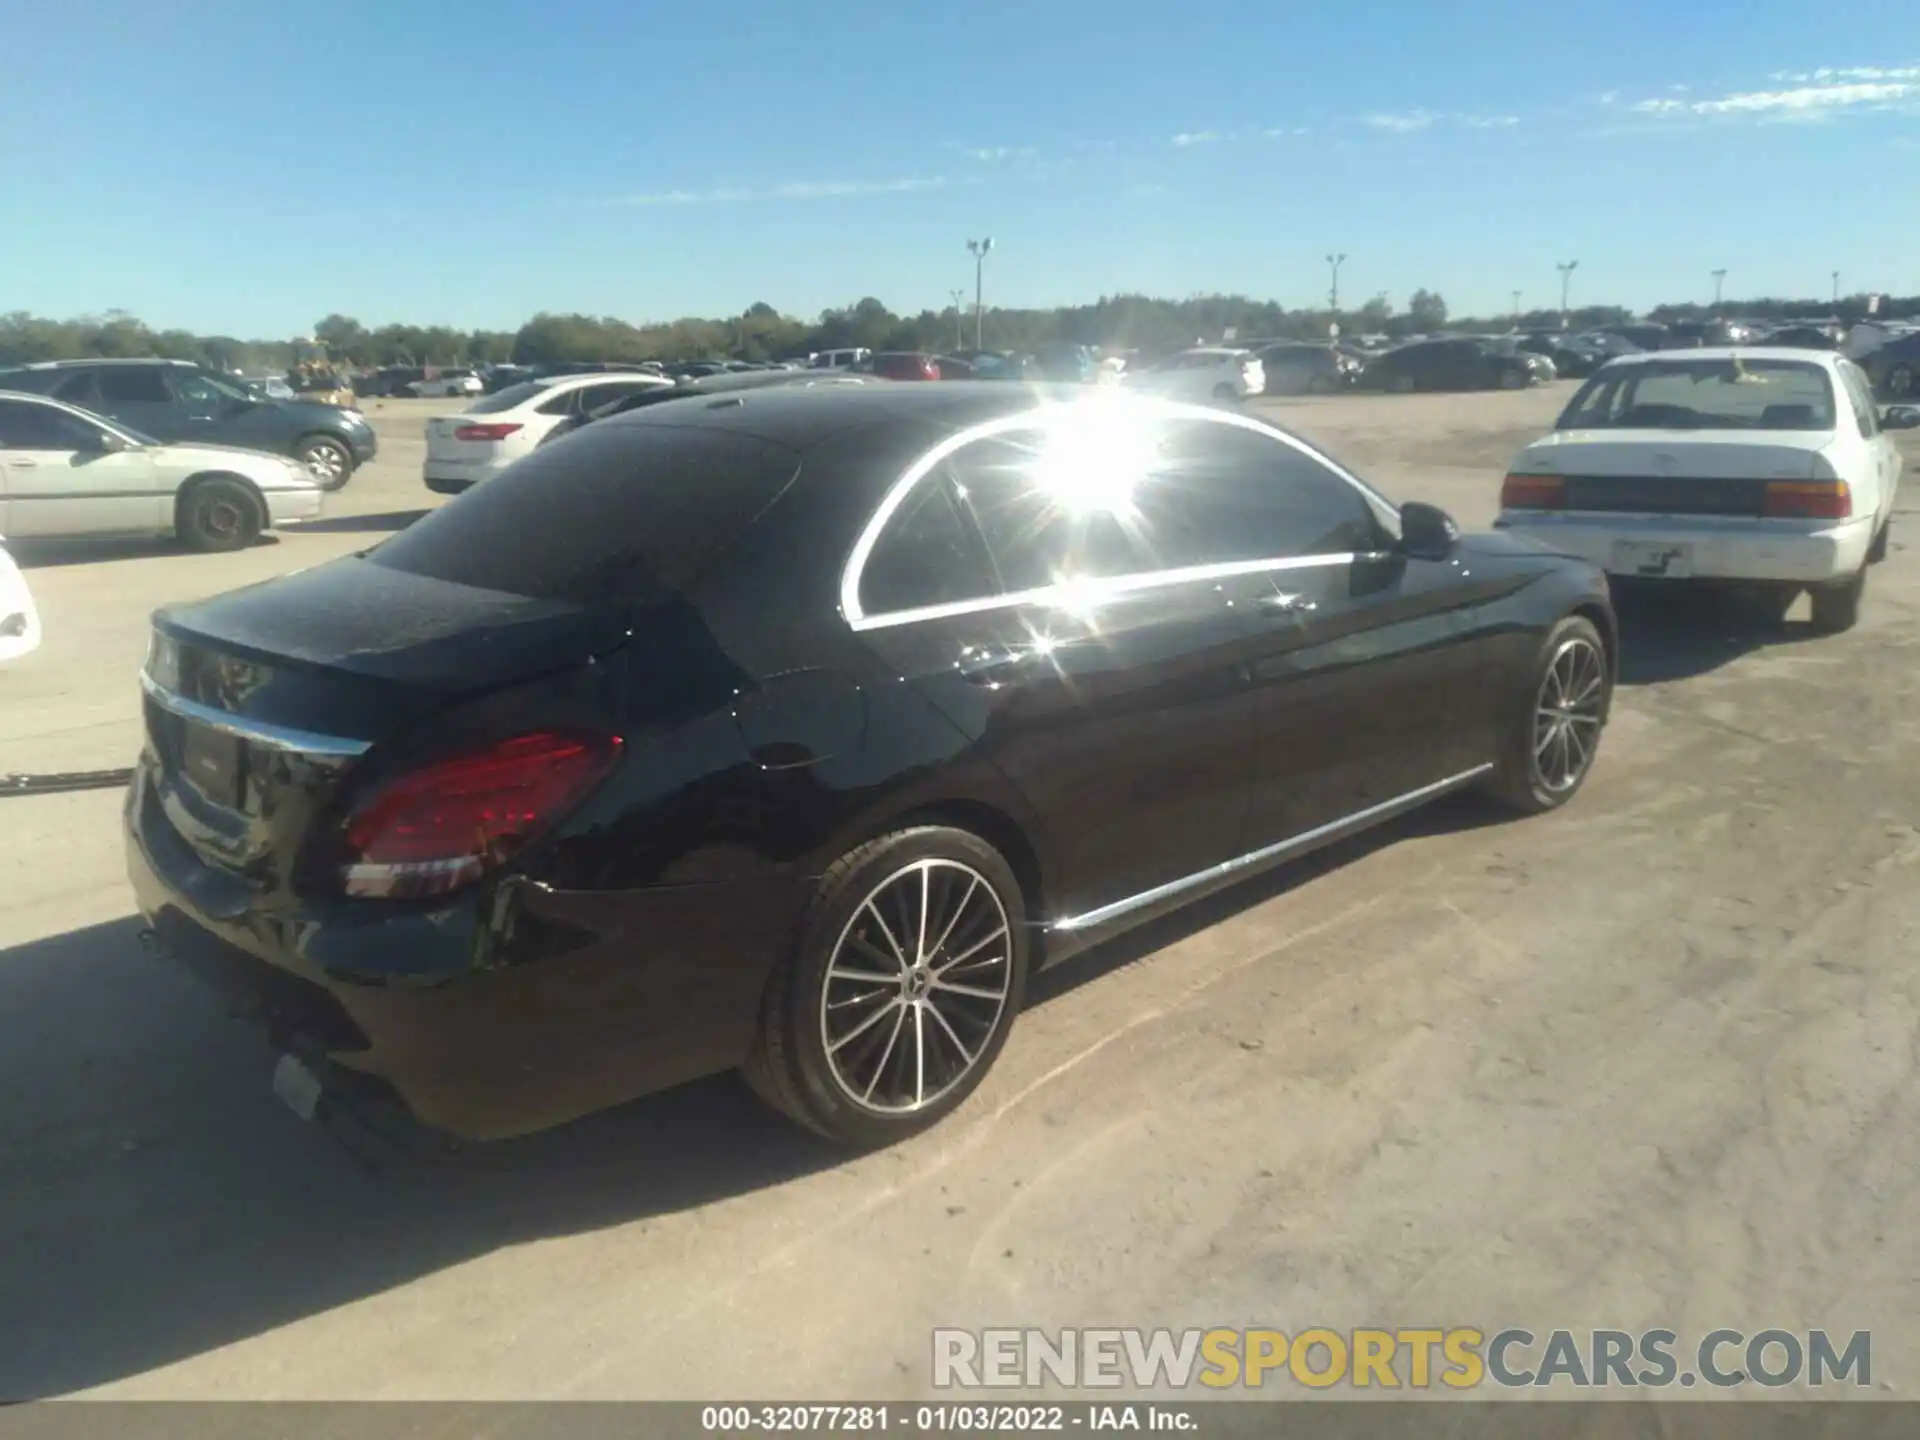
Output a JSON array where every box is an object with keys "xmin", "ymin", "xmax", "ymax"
[
  {"xmin": 0, "ymin": 789, "xmax": 1507, "ymax": 1399},
  {"xmin": 7, "ymin": 535, "xmax": 284, "ymax": 570},
  {"xmin": 295, "ymin": 509, "xmax": 430, "ymax": 535},
  {"xmin": 1610, "ymin": 581, "xmax": 1828, "ymax": 686},
  {"xmin": 0, "ymin": 915, "xmax": 840, "ymax": 1399}
]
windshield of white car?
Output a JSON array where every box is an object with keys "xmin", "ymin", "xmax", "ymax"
[
  {"xmin": 1555, "ymin": 358, "xmax": 1837, "ymax": 431},
  {"xmin": 464, "ymin": 380, "xmax": 555, "ymax": 412}
]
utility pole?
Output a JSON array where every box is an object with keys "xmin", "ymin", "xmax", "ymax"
[
  {"xmin": 1556, "ymin": 260, "xmax": 1579, "ymax": 329},
  {"xmin": 1326, "ymin": 253, "xmax": 1347, "ymax": 318},
  {"xmin": 1711, "ymin": 268, "xmax": 1727, "ymax": 308},
  {"xmin": 1511, "ymin": 290, "xmax": 1522, "ymax": 327},
  {"xmin": 949, "ymin": 289, "xmax": 966, "ymax": 351},
  {"xmin": 1832, "ymin": 270, "xmax": 1841, "ymax": 305},
  {"xmin": 967, "ymin": 238, "xmax": 994, "ymax": 351}
]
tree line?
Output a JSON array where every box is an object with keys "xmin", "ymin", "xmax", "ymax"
[{"xmin": 3, "ymin": 289, "xmax": 1915, "ymax": 372}]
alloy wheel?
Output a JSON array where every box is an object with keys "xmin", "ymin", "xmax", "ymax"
[
  {"xmin": 302, "ymin": 443, "xmax": 347, "ymax": 483},
  {"xmin": 1533, "ymin": 635, "xmax": 1606, "ymax": 792},
  {"xmin": 818, "ymin": 858, "xmax": 1012, "ymax": 1114},
  {"xmin": 1890, "ymin": 365, "xmax": 1915, "ymax": 400}
]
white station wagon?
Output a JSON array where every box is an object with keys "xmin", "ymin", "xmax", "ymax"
[{"xmin": 1498, "ymin": 349, "xmax": 1913, "ymax": 633}]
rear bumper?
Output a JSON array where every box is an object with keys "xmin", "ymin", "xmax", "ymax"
[
  {"xmin": 1496, "ymin": 512, "xmax": 1875, "ymax": 584},
  {"xmin": 424, "ymin": 456, "xmax": 511, "ymax": 493},
  {"xmin": 124, "ymin": 766, "xmax": 803, "ymax": 1140}
]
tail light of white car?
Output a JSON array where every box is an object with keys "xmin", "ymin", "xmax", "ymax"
[
  {"xmin": 1241, "ymin": 359, "xmax": 1263, "ymax": 392},
  {"xmin": 1500, "ymin": 473, "xmax": 1564, "ymax": 510},
  {"xmin": 1762, "ymin": 479, "xmax": 1852, "ymax": 520},
  {"xmin": 454, "ymin": 422, "xmax": 524, "ymax": 443}
]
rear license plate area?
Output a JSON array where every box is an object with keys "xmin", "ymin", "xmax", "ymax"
[
  {"xmin": 181, "ymin": 723, "xmax": 246, "ymax": 807},
  {"xmin": 1610, "ymin": 540, "xmax": 1694, "ymax": 578}
]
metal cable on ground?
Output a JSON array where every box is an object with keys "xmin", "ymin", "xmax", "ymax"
[{"xmin": 1, "ymin": 769, "xmax": 135, "ymax": 797}]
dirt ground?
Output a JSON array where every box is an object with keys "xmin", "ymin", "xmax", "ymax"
[{"xmin": 2, "ymin": 384, "xmax": 1918, "ymax": 1400}]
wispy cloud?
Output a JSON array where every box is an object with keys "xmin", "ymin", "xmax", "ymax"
[
  {"xmin": 1170, "ymin": 130, "xmax": 1221, "ymax": 147},
  {"xmin": 1262, "ymin": 125, "xmax": 1311, "ymax": 137},
  {"xmin": 1769, "ymin": 64, "xmax": 1920, "ymax": 83},
  {"xmin": 1458, "ymin": 114, "xmax": 1520, "ymax": 129},
  {"xmin": 953, "ymin": 144, "xmax": 1039, "ymax": 162},
  {"xmin": 1363, "ymin": 110, "xmax": 1437, "ymax": 133},
  {"xmin": 606, "ymin": 175, "xmax": 950, "ymax": 206},
  {"xmin": 1632, "ymin": 76, "xmax": 1918, "ymax": 120}
]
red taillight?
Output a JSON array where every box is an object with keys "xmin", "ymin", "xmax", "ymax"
[
  {"xmin": 922, "ymin": 359, "xmax": 940, "ymax": 380},
  {"xmin": 339, "ymin": 731, "xmax": 622, "ymax": 898},
  {"xmin": 1501, "ymin": 473, "xmax": 1565, "ymax": 510},
  {"xmin": 453, "ymin": 422, "xmax": 524, "ymax": 442},
  {"xmin": 1763, "ymin": 479, "xmax": 1852, "ymax": 520}
]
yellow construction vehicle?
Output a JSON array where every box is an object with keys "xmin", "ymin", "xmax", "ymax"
[{"xmin": 286, "ymin": 338, "xmax": 356, "ymax": 407}]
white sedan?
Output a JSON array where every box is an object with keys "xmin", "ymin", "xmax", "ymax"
[
  {"xmin": 423, "ymin": 371, "xmax": 675, "ymax": 493},
  {"xmin": 0, "ymin": 390, "xmax": 324, "ymax": 551},
  {"xmin": 0, "ymin": 535, "xmax": 39, "ymax": 662},
  {"xmin": 1121, "ymin": 347, "xmax": 1265, "ymax": 405},
  {"xmin": 408, "ymin": 369, "xmax": 485, "ymax": 398},
  {"xmin": 1497, "ymin": 349, "xmax": 1911, "ymax": 632}
]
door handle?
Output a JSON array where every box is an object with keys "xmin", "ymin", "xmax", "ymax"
[
  {"xmin": 1253, "ymin": 590, "xmax": 1315, "ymax": 615},
  {"xmin": 957, "ymin": 643, "xmax": 1036, "ymax": 685},
  {"xmin": 9, "ymin": 459, "xmax": 36, "ymax": 468}
]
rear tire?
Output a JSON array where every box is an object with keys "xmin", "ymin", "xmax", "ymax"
[
  {"xmin": 1211, "ymin": 382, "xmax": 1238, "ymax": 403},
  {"xmin": 1498, "ymin": 367, "xmax": 1526, "ymax": 390},
  {"xmin": 1388, "ymin": 374, "xmax": 1416, "ymax": 394},
  {"xmin": 743, "ymin": 826, "xmax": 1030, "ymax": 1147},
  {"xmin": 1484, "ymin": 615, "xmax": 1611, "ymax": 814},
  {"xmin": 1868, "ymin": 517, "xmax": 1891, "ymax": 564},
  {"xmin": 1307, "ymin": 374, "xmax": 1336, "ymax": 395},
  {"xmin": 1809, "ymin": 564, "xmax": 1866, "ymax": 633},
  {"xmin": 176, "ymin": 478, "xmax": 263, "ymax": 553}
]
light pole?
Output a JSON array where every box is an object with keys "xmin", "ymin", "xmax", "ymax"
[
  {"xmin": 1511, "ymin": 290, "xmax": 1522, "ymax": 327},
  {"xmin": 1832, "ymin": 270, "xmax": 1841, "ymax": 305},
  {"xmin": 1711, "ymin": 268, "xmax": 1727, "ymax": 308},
  {"xmin": 949, "ymin": 289, "xmax": 966, "ymax": 351},
  {"xmin": 1326, "ymin": 253, "xmax": 1347, "ymax": 318},
  {"xmin": 967, "ymin": 238, "xmax": 994, "ymax": 351},
  {"xmin": 1556, "ymin": 260, "xmax": 1579, "ymax": 328}
]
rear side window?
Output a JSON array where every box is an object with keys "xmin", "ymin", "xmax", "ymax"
[
  {"xmin": 96, "ymin": 368, "xmax": 172, "ymax": 404},
  {"xmin": 860, "ymin": 475, "xmax": 997, "ymax": 615},
  {"xmin": 0, "ymin": 399, "xmax": 102, "ymax": 449},
  {"xmin": 370, "ymin": 422, "xmax": 800, "ymax": 606},
  {"xmin": 466, "ymin": 381, "xmax": 552, "ymax": 413}
]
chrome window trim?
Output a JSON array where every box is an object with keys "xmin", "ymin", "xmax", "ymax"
[
  {"xmin": 139, "ymin": 671, "xmax": 372, "ymax": 758},
  {"xmin": 848, "ymin": 551, "xmax": 1361, "ymax": 633},
  {"xmin": 1049, "ymin": 764, "xmax": 1494, "ymax": 934},
  {"xmin": 839, "ymin": 395, "xmax": 1402, "ymax": 629}
]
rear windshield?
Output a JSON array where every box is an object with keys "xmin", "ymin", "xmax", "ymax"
[
  {"xmin": 369, "ymin": 421, "xmax": 801, "ymax": 605},
  {"xmin": 465, "ymin": 380, "xmax": 554, "ymax": 413},
  {"xmin": 1556, "ymin": 358, "xmax": 1836, "ymax": 432}
]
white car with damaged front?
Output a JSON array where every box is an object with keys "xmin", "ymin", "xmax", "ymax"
[
  {"xmin": 0, "ymin": 390, "xmax": 324, "ymax": 552},
  {"xmin": 1497, "ymin": 349, "xmax": 1910, "ymax": 633}
]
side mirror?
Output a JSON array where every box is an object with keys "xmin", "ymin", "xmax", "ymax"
[
  {"xmin": 78, "ymin": 428, "xmax": 129, "ymax": 454},
  {"xmin": 1398, "ymin": 501, "xmax": 1460, "ymax": 560},
  {"xmin": 1881, "ymin": 405, "xmax": 1920, "ymax": 431}
]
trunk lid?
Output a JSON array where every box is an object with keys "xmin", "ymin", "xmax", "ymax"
[
  {"xmin": 141, "ymin": 555, "xmax": 630, "ymax": 890},
  {"xmin": 1515, "ymin": 431, "xmax": 1829, "ymax": 517}
]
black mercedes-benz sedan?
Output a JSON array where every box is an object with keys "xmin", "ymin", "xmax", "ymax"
[{"xmin": 127, "ymin": 384, "xmax": 1616, "ymax": 1146}]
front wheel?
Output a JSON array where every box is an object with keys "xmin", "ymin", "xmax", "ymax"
[
  {"xmin": 176, "ymin": 478, "xmax": 263, "ymax": 553},
  {"xmin": 295, "ymin": 435, "xmax": 354, "ymax": 491},
  {"xmin": 1887, "ymin": 364, "xmax": 1916, "ymax": 400},
  {"xmin": 744, "ymin": 827, "xmax": 1030, "ymax": 1147},
  {"xmin": 1484, "ymin": 615, "xmax": 1611, "ymax": 814},
  {"xmin": 1498, "ymin": 367, "xmax": 1526, "ymax": 390},
  {"xmin": 1388, "ymin": 374, "xmax": 1416, "ymax": 394}
]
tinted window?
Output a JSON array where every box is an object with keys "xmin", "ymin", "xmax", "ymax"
[
  {"xmin": 467, "ymin": 380, "xmax": 554, "ymax": 413},
  {"xmin": 945, "ymin": 429, "xmax": 1161, "ymax": 591},
  {"xmin": 536, "ymin": 388, "xmax": 582, "ymax": 416},
  {"xmin": 860, "ymin": 475, "xmax": 997, "ymax": 615},
  {"xmin": 1839, "ymin": 365, "xmax": 1878, "ymax": 438},
  {"xmin": 576, "ymin": 380, "xmax": 665, "ymax": 412},
  {"xmin": 369, "ymin": 423, "xmax": 800, "ymax": 606},
  {"xmin": 1144, "ymin": 422, "xmax": 1381, "ymax": 563},
  {"xmin": 51, "ymin": 371, "xmax": 101, "ymax": 405},
  {"xmin": 0, "ymin": 399, "xmax": 103, "ymax": 450},
  {"xmin": 95, "ymin": 367, "xmax": 172, "ymax": 404},
  {"xmin": 169, "ymin": 369, "xmax": 247, "ymax": 407}
]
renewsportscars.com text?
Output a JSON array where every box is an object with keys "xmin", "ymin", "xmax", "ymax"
[{"xmin": 932, "ymin": 1327, "xmax": 1871, "ymax": 1391}]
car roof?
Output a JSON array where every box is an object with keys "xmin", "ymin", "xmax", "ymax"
[{"xmin": 0, "ymin": 357, "xmax": 196, "ymax": 370}]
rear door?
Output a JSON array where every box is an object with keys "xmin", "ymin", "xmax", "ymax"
[
  {"xmin": 72, "ymin": 365, "xmax": 184, "ymax": 439},
  {"xmin": 0, "ymin": 397, "xmax": 164, "ymax": 537},
  {"xmin": 851, "ymin": 421, "xmax": 1256, "ymax": 923},
  {"xmin": 1838, "ymin": 361, "xmax": 1901, "ymax": 520}
]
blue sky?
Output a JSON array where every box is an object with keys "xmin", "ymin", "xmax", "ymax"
[{"xmin": 2, "ymin": 0, "xmax": 1916, "ymax": 335}]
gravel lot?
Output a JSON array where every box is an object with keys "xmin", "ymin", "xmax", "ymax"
[{"xmin": 3, "ymin": 384, "xmax": 1918, "ymax": 1399}]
